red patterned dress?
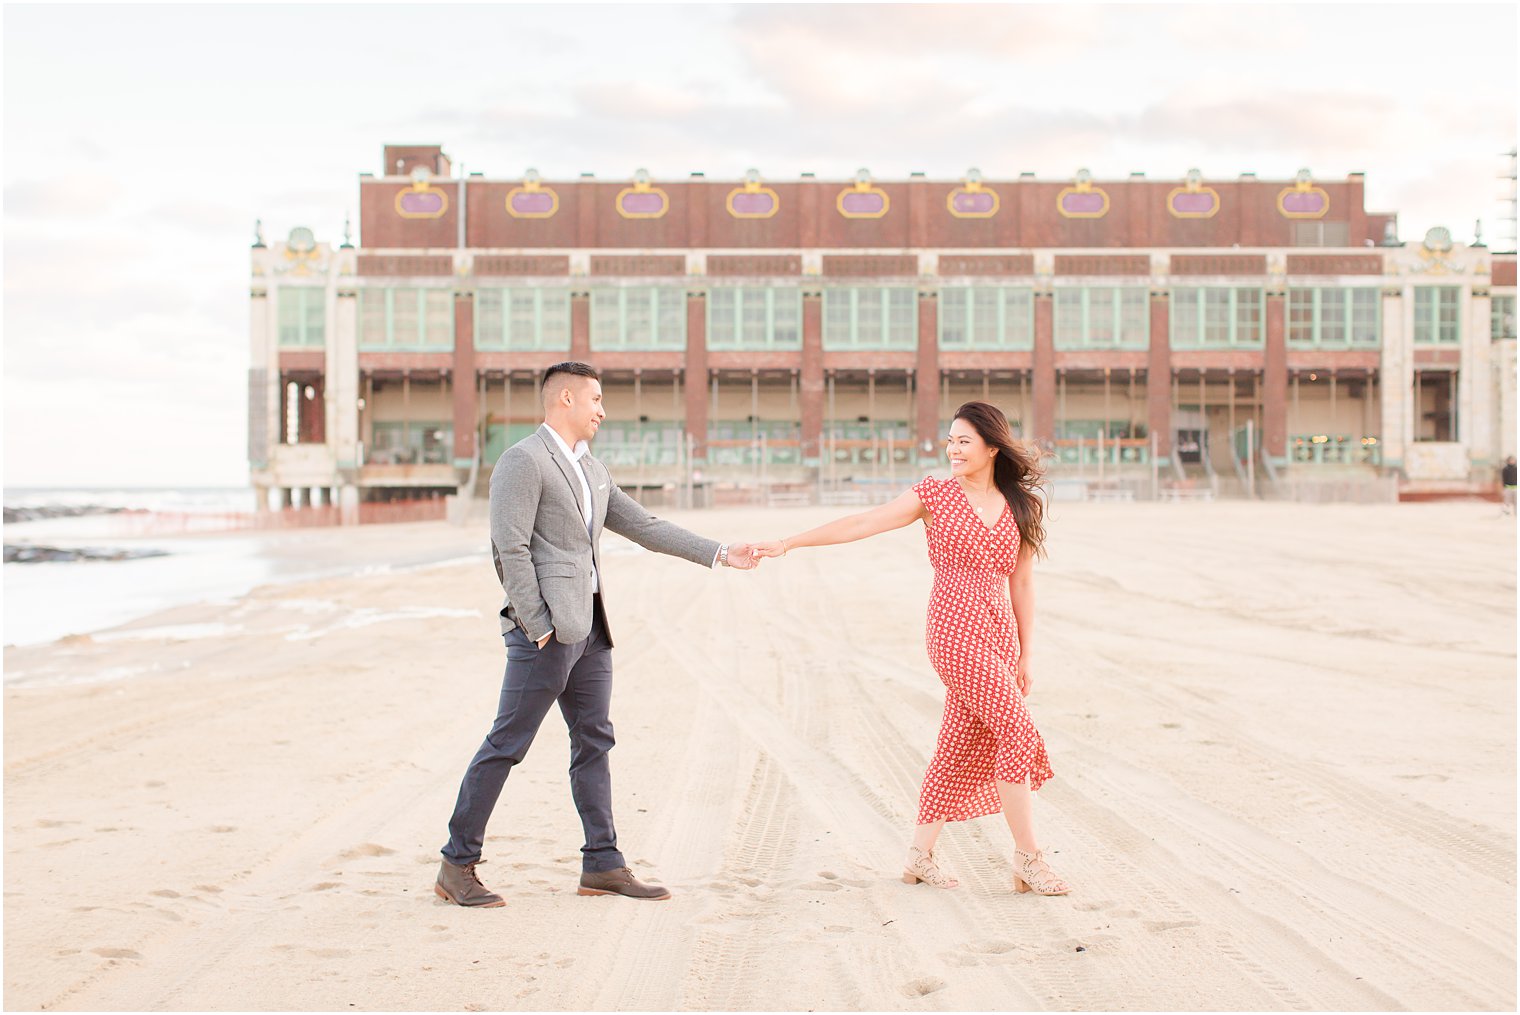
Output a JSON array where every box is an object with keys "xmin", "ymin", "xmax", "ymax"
[{"xmin": 911, "ymin": 475, "xmax": 1053, "ymax": 824}]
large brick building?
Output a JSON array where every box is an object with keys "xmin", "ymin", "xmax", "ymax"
[{"xmin": 249, "ymin": 144, "xmax": 1517, "ymax": 515}]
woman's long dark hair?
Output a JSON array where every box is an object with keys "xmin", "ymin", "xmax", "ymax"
[{"xmin": 952, "ymin": 401, "xmax": 1047, "ymax": 559}]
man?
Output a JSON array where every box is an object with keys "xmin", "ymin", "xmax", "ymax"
[
  {"xmin": 1502, "ymin": 456, "xmax": 1517, "ymax": 516},
  {"xmin": 436, "ymin": 361, "xmax": 757, "ymax": 906}
]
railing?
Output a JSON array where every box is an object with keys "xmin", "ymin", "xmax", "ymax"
[
  {"xmin": 1290, "ymin": 435, "xmax": 1382, "ymax": 466},
  {"xmin": 357, "ymin": 500, "xmax": 448, "ymax": 524},
  {"xmin": 1050, "ymin": 437, "xmax": 1151, "ymax": 466},
  {"xmin": 824, "ymin": 438, "xmax": 912, "ymax": 466},
  {"xmin": 595, "ymin": 441, "xmax": 683, "ymax": 467},
  {"xmin": 708, "ymin": 438, "xmax": 803, "ymax": 467},
  {"xmin": 359, "ymin": 463, "xmax": 459, "ymax": 484}
]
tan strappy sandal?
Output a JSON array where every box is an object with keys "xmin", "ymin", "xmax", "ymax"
[
  {"xmin": 1012, "ymin": 848, "xmax": 1071, "ymax": 895},
  {"xmin": 902, "ymin": 845, "xmax": 960, "ymax": 889}
]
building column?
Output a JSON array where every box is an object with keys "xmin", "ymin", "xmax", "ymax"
[
  {"xmin": 452, "ymin": 288, "xmax": 477, "ymax": 472},
  {"xmin": 916, "ymin": 289, "xmax": 940, "ymax": 465},
  {"xmin": 1148, "ymin": 291, "xmax": 1173, "ymax": 459},
  {"xmin": 1465, "ymin": 285, "xmax": 1493, "ymax": 469},
  {"xmin": 340, "ymin": 483, "xmax": 360, "ymax": 526},
  {"xmin": 249, "ymin": 285, "xmax": 273, "ymax": 508},
  {"xmin": 684, "ymin": 289, "xmax": 708, "ymax": 462},
  {"xmin": 1031, "ymin": 292, "xmax": 1056, "ymax": 444},
  {"xmin": 570, "ymin": 290, "xmax": 591, "ymax": 362},
  {"xmin": 800, "ymin": 290, "xmax": 824, "ymax": 470},
  {"xmin": 1262, "ymin": 288, "xmax": 1287, "ymax": 462},
  {"xmin": 1380, "ymin": 286, "xmax": 1409, "ymax": 471},
  {"xmin": 332, "ymin": 287, "xmax": 359, "ymax": 515}
]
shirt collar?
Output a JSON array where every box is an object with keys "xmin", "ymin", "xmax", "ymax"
[{"xmin": 541, "ymin": 422, "xmax": 589, "ymax": 462}]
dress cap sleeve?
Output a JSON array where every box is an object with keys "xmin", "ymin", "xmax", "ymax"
[{"xmin": 911, "ymin": 475, "xmax": 942, "ymax": 511}]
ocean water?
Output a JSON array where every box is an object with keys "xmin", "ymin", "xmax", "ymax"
[
  {"xmin": 5, "ymin": 486, "xmax": 260, "ymax": 514},
  {"xmin": 3, "ymin": 487, "xmax": 486, "ymax": 652}
]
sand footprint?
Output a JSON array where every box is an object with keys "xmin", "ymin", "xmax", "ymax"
[
  {"xmin": 900, "ymin": 976, "xmax": 946, "ymax": 998},
  {"xmin": 337, "ymin": 843, "xmax": 395, "ymax": 860},
  {"xmin": 92, "ymin": 948, "xmax": 142, "ymax": 960}
]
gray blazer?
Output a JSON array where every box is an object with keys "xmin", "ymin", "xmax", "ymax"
[{"xmin": 490, "ymin": 425, "xmax": 720, "ymax": 647}]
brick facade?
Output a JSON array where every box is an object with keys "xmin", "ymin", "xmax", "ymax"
[{"xmin": 254, "ymin": 144, "xmax": 1514, "ymax": 511}]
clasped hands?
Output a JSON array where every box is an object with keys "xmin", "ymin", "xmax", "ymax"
[{"xmin": 722, "ymin": 539, "xmax": 790, "ymax": 570}]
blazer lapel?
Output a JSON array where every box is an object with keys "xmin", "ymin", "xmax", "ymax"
[
  {"xmin": 535, "ymin": 428, "xmax": 589, "ymax": 529},
  {"xmin": 586, "ymin": 454, "xmax": 608, "ymax": 534}
]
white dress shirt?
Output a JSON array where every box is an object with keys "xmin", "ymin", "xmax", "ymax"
[{"xmin": 541, "ymin": 423, "xmax": 599, "ymax": 593}]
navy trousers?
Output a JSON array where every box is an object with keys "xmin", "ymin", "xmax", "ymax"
[{"xmin": 442, "ymin": 595, "xmax": 624, "ymax": 873}]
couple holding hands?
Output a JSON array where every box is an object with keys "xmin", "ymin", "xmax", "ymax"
[{"xmin": 436, "ymin": 361, "xmax": 1070, "ymax": 908}]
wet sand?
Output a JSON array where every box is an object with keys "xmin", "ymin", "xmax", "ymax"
[{"xmin": 4, "ymin": 501, "xmax": 1515, "ymax": 1010}]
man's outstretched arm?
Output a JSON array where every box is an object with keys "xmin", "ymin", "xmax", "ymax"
[{"xmin": 603, "ymin": 483, "xmax": 757, "ymax": 570}]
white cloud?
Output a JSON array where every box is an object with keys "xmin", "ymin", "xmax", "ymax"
[{"xmin": 5, "ymin": 174, "xmax": 125, "ymax": 219}]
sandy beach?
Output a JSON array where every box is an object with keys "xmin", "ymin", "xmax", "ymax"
[{"xmin": 4, "ymin": 501, "xmax": 1515, "ymax": 1011}]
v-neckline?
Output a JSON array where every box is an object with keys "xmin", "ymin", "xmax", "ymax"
[{"xmin": 953, "ymin": 479, "xmax": 1008, "ymax": 534}]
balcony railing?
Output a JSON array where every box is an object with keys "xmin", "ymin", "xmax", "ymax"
[
  {"xmin": 1052, "ymin": 437, "xmax": 1152, "ymax": 466},
  {"xmin": 1290, "ymin": 434, "xmax": 1382, "ymax": 466}
]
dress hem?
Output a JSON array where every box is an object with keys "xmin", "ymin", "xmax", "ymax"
[{"xmin": 916, "ymin": 770, "xmax": 1054, "ymax": 825}]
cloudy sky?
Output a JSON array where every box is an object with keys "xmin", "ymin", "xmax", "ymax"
[{"xmin": 4, "ymin": 2, "xmax": 1516, "ymax": 488}]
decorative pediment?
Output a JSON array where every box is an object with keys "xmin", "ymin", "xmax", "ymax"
[
  {"xmin": 507, "ymin": 169, "xmax": 559, "ymax": 219},
  {"xmin": 947, "ymin": 168, "xmax": 998, "ymax": 219},
  {"xmin": 1278, "ymin": 169, "xmax": 1329, "ymax": 219},
  {"xmin": 1057, "ymin": 169, "xmax": 1109, "ymax": 219},
  {"xmin": 1167, "ymin": 169, "xmax": 1219, "ymax": 219},
  {"xmin": 727, "ymin": 169, "xmax": 779, "ymax": 219},
  {"xmin": 396, "ymin": 167, "xmax": 448, "ymax": 219},
  {"xmin": 616, "ymin": 169, "xmax": 669, "ymax": 219},
  {"xmin": 837, "ymin": 169, "xmax": 889, "ymax": 219}
]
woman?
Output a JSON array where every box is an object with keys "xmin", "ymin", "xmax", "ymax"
[{"xmin": 753, "ymin": 401, "xmax": 1070, "ymax": 896}]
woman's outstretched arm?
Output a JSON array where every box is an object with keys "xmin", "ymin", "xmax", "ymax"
[{"xmin": 754, "ymin": 489, "xmax": 927, "ymax": 557}]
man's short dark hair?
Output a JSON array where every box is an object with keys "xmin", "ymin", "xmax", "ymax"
[{"xmin": 541, "ymin": 361, "xmax": 600, "ymax": 393}]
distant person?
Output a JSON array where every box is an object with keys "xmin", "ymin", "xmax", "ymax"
[
  {"xmin": 1502, "ymin": 457, "xmax": 1517, "ymax": 516},
  {"xmin": 436, "ymin": 361, "xmax": 758, "ymax": 907},
  {"xmin": 753, "ymin": 401, "xmax": 1071, "ymax": 896}
]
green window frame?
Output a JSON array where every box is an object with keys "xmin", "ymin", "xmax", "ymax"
[
  {"xmin": 369, "ymin": 420, "xmax": 453, "ymax": 465},
  {"xmin": 822, "ymin": 287, "xmax": 917, "ymax": 350},
  {"xmin": 1492, "ymin": 294, "xmax": 1516, "ymax": 341},
  {"xmin": 277, "ymin": 287, "xmax": 326, "ymax": 347},
  {"xmin": 1286, "ymin": 287, "xmax": 1380, "ymax": 348},
  {"xmin": 475, "ymin": 288, "xmax": 571, "ymax": 351},
  {"xmin": 1170, "ymin": 287, "xmax": 1263, "ymax": 348},
  {"xmin": 590, "ymin": 287, "xmax": 686, "ymax": 351},
  {"xmin": 1414, "ymin": 286, "xmax": 1461, "ymax": 344},
  {"xmin": 358, "ymin": 287, "xmax": 455, "ymax": 350},
  {"xmin": 939, "ymin": 287, "xmax": 1033, "ymax": 349},
  {"xmin": 706, "ymin": 287, "xmax": 802, "ymax": 350},
  {"xmin": 1054, "ymin": 287, "xmax": 1149, "ymax": 349}
]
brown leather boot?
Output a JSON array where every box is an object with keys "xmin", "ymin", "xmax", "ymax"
[
  {"xmin": 577, "ymin": 866, "xmax": 671, "ymax": 901},
  {"xmin": 435, "ymin": 859, "xmax": 505, "ymax": 908}
]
